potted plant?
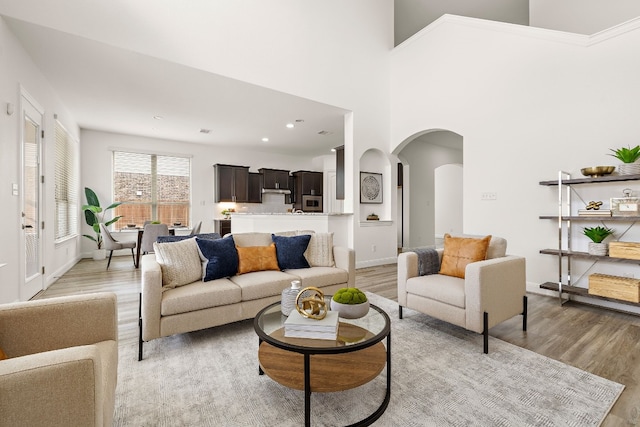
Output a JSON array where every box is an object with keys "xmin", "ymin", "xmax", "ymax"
[
  {"xmin": 583, "ymin": 226, "xmax": 615, "ymax": 256},
  {"xmin": 82, "ymin": 187, "xmax": 123, "ymax": 260},
  {"xmin": 330, "ymin": 287, "xmax": 370, "ymax": 319},
  {"xmin": 609, "ymin": 145, "xmax": 640, "ymax": 175}
]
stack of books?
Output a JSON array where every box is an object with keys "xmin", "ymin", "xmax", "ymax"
[
  {"xmin": 578, "ymin": 209, "xmax": 612, "ymax": 216},
  {"xmin": 284, "ymin": 310, "xmax": 339, "ymax": 340}
]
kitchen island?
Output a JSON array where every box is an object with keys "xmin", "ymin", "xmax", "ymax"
[{"xmin": 231, "ymin": 213, "xmax": 353, "ymax": 248}]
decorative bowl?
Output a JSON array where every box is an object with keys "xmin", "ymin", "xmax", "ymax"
[
  {"xmin": 173, "ymin": 222, "xmax": 182, "ymax": 227},
  {"xmin": 581, "ymin": 166, "xmax": 615, "ymax": 177},
  {"xmin": 330, "ymin": 299, "xmax": 370, "ymax": 319},
  {"xmin": 127, "ymin": 224, "xmax": 136, "ymax": 228}
]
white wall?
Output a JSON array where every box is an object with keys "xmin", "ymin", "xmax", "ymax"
[
  {"xmin": 0, "ymin": 17, "xmax": 81, "ymax": 303},
  {"xmin": 391, "ymin": 15, "xmax": 640, "ymax": 309},
  {"xmin": 435, "ymin": 164, "xmax": 463, "ymax": 238},
  {"xmin": 530, "ymin": 0, "xmax": 640, "ymax": 34}
]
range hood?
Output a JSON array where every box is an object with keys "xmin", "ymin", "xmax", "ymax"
[{"xmin": 261, "ymin": 188, "xmax": 291, "ymax": 195}]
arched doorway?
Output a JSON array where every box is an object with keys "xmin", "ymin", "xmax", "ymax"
[{"xmin": 395, "ymin": 130, "xmax": 463, "ymax": 249}]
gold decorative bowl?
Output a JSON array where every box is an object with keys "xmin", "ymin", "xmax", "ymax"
[{"xmin": 581, "ymin": 166, "xmax": 615, "ymax": 177}]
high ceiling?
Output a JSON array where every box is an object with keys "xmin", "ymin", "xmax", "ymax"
[{"xmin": 3, "ymin": 16, "xmax": 348, "ymax": 157}]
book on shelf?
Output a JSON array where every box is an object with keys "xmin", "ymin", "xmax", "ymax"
[
  {"xmin": 284, "ymin": 310, "xmax": 339, "ymax": 340},
  {"xmin": 578, "ymin": 209, "xmax": 611, "ymax": 216}
]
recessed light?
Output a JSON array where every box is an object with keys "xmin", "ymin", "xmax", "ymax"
[
  {"xmin": 286, "ymin": 123, "xmax": 294, "ymax": 129},
  {"xmin": 330, "ymin": 148, "xmax": 336, "ymax": 152},
  {"xmin": 262, "ymin": 137, "xmax": 269, "ymax": 142}
]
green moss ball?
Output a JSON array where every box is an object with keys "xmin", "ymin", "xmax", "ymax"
[{"xmin": 332, "ymin": 288, "xmax": 367, "ymax": 304}]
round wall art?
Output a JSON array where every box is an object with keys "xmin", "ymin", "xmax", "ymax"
[{"xmin": 360, "ymin": 172, "xmax": 382, "ymax": 203}]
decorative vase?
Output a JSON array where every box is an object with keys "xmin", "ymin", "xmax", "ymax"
[
  {"xmin": 588, "ymin": 242, "xmax": 608, "ymax": 256},
  {"xmin": 330, "ymin": 299, "xmax": 370, "ymax": 319},
  {"xmin": 281, "ymin": 280, "xmax": 301, "ymax": 316},
  {"xmin": 93, "ymin": 249, "xmax": 107, "ymax": 260},
  {"xmin": 618, "ymin": 163, "xmax": 640, "ymax": 175}
]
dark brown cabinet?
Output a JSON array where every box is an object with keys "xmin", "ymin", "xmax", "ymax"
[
  {"xmin": 214, "ymin": 164, "xmax": 249, "ymax": 202},
  {"xmin": 335, "ymin": 145, "xmax": 344, "ymax": 200},
  {"xmin": 214, "ymin": 219, "xmax": 231, "ymax": 236},
  {"xmin": 259, "ymin": 168, "xmax": 290, "ymax": 190},
  {"xmin": 292, "ymin": 171, "xmax": 323, "ymax": 211},
  {"xmin": 248, "ymin": 173, "xmax": 263, "ymax": 203}
]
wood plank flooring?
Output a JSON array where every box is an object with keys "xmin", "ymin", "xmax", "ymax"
[{"xmin": 37, "ymin": 256, "xmax": 640, "ymax": 426}]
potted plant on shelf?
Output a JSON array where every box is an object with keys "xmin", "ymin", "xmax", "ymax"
[
  {"xmin": 330, "ymin": 287, "xmax": 370, "ymax": 319},
  {"xmin": 583, "ymin": 226, "xmax": 615, "ymax": 256},
  {"xmin": 82, "ymin": 187, "xmax": 123, "ymax": 260},
  {"xmin": 609, "ymin": 145, "xmax": 640, "ymax": 175}
]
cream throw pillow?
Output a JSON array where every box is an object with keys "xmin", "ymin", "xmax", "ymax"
[
  {"xmin": 154, "ymin": 238, "xmax": 203, "ymax": 289},
  {"xmin": 298, "ymin": 231, "xmax": 335, "ymax": 267}
]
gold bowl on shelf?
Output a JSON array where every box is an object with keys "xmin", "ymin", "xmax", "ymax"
[{"xmin": 581, "ymin": 166, "xmax": 615, "ymax": 177}]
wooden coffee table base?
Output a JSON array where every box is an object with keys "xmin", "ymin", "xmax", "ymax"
[{"xmin": 259, "ymin": 341, "xmax": 386, "ymax": 392}]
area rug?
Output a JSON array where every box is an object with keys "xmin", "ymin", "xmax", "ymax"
[{"xmin": 114, "ymin": 293, "xmax": 623, "ymax": 426}]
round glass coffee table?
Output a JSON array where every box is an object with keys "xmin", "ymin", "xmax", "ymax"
[{"xmin": 253, "ymin": 299, "xmax": 391, "ymax": 427}]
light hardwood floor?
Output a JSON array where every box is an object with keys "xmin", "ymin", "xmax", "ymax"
[{"xmin": 37, "ymin": 256, "xmax": 640, "ymax": 426}]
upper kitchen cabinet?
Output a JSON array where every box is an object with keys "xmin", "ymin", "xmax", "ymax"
[
  {"xmin": 248, "ymin": 172, "xmax": 263, "ymax": 203},
  {"xmin": 293, "ymin": 171, "xmax": 323, "ymax": 196},
  {"xmin": 214, "ymin": 164, "xmax": 249, "ymax": 202},
  {"xmin": 259, "ymin": 168, "xmax": 290, "ymax": 190}
]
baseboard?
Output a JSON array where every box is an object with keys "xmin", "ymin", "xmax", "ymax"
[
  {"xmin": 46, "ymin": 255, "xmax": 81, "ymax": 289},
  {"xmin": 356, "ymin": 256, "xmax": 397, "ymax": 269}
]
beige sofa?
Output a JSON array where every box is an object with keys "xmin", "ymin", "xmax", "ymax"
[
  {"xmin": 397, "ymin": 235, "xmax": 527, "ymax": 353},
  {"xmin": 140, "ymin": 231, "xmax": 355, "ymax": 360},
  {"xmin": 0, "ymin": 292, "xmax": 118, "ymax": 426}
]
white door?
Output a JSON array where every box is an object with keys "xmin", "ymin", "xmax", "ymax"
[{"xmin": 21, "ymin": 93, "xmax": 44, "ymax": 300}]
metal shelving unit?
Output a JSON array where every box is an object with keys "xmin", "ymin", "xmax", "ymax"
[{"xmin": 539, "ymin": 172, "xmax": 640, "ymax": 306}]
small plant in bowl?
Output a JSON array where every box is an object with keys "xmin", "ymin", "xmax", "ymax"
[
  {"xmin": 582, "ymin": 226, "xmax": 614, "ymax": 243},
  {"xmin": 583, "ymin": 226, "xmax": 614, "ymax": 256},
  {"xmin": 609, "ymin": 145, "xmax": 640, "ymax": 163},
  {"xmin": 330, "ymin": 288, "xmax": 370, "ymax": 319}
]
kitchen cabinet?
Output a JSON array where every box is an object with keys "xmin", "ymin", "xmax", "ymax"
[
  {"xmin": 293, "ymin": 171, "xmax": 323, "ymax": 196},
  {"xmin": 214, "ymin": 164, "xmax": 249, "ymax": 202},
  {"xmin": 214, "ymin": 219, "xmax": 231, "ymax": 236},
  {"xmin": 259, "ymin": 168, "xmax": 290, "ymax": 190},
  {"xmin": 248, "ymin": 173, "xmax": 262, "ymax": 203},
  {"xmin": 336, "ymin": 145, "xmax": 344, "ymax": 200}
]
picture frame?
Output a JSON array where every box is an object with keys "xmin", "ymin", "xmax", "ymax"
[
  {"xmin": 360, "ymin": 172, "xmax": 382, "ymax": 204},
  {"xmin": 610, "ymin": 197, "xmax": 640, "ymax": 216}
]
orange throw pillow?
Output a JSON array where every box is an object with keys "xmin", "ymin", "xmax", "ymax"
[
  {"xmin": 236, "ymin": 244, "xmax": 280, "ymax": 274},
  {"xmin": 439, "ymin": 234, "xmax": 491, "ymax": 279}
]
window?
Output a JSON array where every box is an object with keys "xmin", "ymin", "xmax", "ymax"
[
  {"xmin": 113, "ymin": 151, "xmax": 191, "ymax": 230},
  {"xmin": 54, "ymin": 121, "xmax": 78, "ymax": 241}
]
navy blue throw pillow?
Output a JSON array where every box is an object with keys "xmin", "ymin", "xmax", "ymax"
[
  {"xmin": 196, "ymin": 236, "xmax": 238, "ymax": 281},
  {"xmin": 157, "ymin": 233, "xmax": 221, "ymax": 243},
  {"xmin": 272, "ymin": 234, "xmax": 311, "ymax": 270}
]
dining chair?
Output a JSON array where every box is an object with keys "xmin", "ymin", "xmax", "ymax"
[
  {"xmin": 190, "ymin": 221, "xmax": 202, "ymax": 235},
  {"xmin": 99, "ymin": 223, "xmax": 137, "ymax": 270},
  {"xmin": 141, "ymin": 223, "xmax": 170, "ymax": 254}
]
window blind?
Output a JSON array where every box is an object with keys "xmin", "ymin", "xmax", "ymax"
[{"xmin": 54, "ymin": 121, "xmax": 79, "ymax": 241}]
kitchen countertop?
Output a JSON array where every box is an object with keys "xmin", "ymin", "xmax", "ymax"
[{"xmin": 231, "ymin": 212, "xmax": 352, "ymax": 216}]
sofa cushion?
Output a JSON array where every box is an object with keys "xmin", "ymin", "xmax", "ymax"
[
  {"xmin": 272, "ymin": 234, "xmax": 311, "ymax": 270},
  {"xmin": 406, "ymin": 274, "xmax": 466, "ymax": 308},
  {"xmin": 236, "ymin": 243, "xmax": 280, "ymax": 274},
  {"xmin": 196, "ymin": 236, "xmax": 239, "ymax": 281},
  {"xmin": 232, "ymin": 232, "xmax": 273, "ymax": 247},
  {"xmin": 153, "ymin": 238, "xmax": 203, "ymax": 289},
  {"xmin": 156, "ymin": 233, "xmax": 220, "ymax": 243},
  {"xmin": 297, "ymin": 231, "xmax": 335, "ymax": 267},
  {"xmin": 161, "ymin": 279, "xmax": 242, "ymax": 316},
  {"xmin": 229, "ymin": 270, "xmax": 298, "ymax": 301},
  {"xmin": 439, "ymin": 234, "xmax": 491, "ymax": 279},
  {"xmin": 285, "ymin": 266, "xmax": 348, "ymax": 288}
]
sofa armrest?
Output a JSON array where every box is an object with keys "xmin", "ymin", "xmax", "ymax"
[
  {"xmin": 397, "ymin": 252, "xmax": 419, "ymax": 306},
  {"xmin": 0, "ymin": 292, "xmax": 117, "ymax": 358},
  {"xmin": 0, "ymin": 345, "xmax": 104, "ymax": 426},
  {"xmin": 464, "ymin": 255, "xmax": 526, "ymax": 333},
  {"xmin": 333, "ymin": 246, "xmax": 355, "ymax": 287},
  {"xmin": 140, "ymin": 254, "xmax": 164, "ymax": 341}
]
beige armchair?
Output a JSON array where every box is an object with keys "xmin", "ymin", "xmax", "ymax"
[
  {"xmin": 397, "ymin": 235, "xmax": 527, "ymax": 353},
  {"xmin": 0, "ymin": 293, "xmax": 118, "ymax": 426}
]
